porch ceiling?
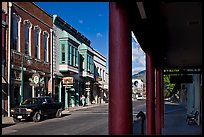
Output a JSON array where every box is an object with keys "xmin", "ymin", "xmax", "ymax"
[{"xmin": 129, "ymin": 2, "xmax": 202, "ymax": 69}]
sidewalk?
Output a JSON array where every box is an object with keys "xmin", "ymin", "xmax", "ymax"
[
  {"xmin": 162, "ymin": 103, "xmax": 202, "ymax": 135},
  {"xmin": 133, "ymin": 102, "xmax": 202, "ymax": 135}
]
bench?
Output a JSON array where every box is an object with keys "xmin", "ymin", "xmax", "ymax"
[{"xmin": 186, "ymin": 110, "xmax": 199, "ymax": 125}]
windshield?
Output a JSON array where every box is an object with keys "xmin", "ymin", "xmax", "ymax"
[{"xmin": 21, "ymin": 98, "xmax": 39, "ymax": 105}]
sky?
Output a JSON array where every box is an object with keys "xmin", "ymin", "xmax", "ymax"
[{"xmin": 35, "ymin": 2, "xmax": 145, "ymax": 75}]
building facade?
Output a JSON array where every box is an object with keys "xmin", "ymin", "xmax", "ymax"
[
  {"xmin": 2, "ymin": 2, "xmax": 8, "ymax": 116},
  {"xmin": 132, "ymin": 78, "xmax": 144, "ymax": 100},
  {"xmin": 3, "ymin": 2, "xmax": 53, "ymax": 116},
  {"xmin": 93, "ymin": 49, "xmax": 108, "ymax": 104},
  {"xmin": 2, "ymin": 2, "xmax": 109, "ymax": 116},
  {"xmin": 53, "ymin": 15, "xmax": 95, "ymax": 108}
]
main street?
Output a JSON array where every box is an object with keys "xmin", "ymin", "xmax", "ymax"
[{"xmin": 2, "ymin": 100, "xmax": 146, "ymax": 135}]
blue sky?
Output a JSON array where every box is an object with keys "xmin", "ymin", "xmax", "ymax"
[{"xmin": 35, "ymin": 2, "xmax": 145, "ymax": 74}]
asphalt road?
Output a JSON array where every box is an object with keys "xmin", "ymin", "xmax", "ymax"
[{"xmin": 2, "ymin": 100, "xmax": 146, "ymax": 135}]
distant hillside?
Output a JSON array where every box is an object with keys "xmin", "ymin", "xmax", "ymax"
[{"xmin": 132, "ymin": 70, "xmax": 146, "ymax": 83}]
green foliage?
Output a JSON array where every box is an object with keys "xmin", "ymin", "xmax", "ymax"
[{"xmin": 163, "ymin": 69, "xmax": 180, "ymax": 98}]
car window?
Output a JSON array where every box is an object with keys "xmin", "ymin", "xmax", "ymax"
[{"xmin": 22, "ymin": 98, "xmax": 39, "ymax": 105}]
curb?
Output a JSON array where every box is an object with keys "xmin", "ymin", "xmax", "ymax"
[
  {"xmin": 62, "ymin": 103, "xmax": 108, "ymax": 114},
  {"xmin": 2, "ymin": 117, "xmax": 14, "ymax": 124}
]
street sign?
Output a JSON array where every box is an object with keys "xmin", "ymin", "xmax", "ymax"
[
  {"xmin": 62, "ymin": 77, "xmax": 74, "ymax": 86},
  {"xmin": 31, "ymin": 73, "xmax": 40, "ymax": 87}
]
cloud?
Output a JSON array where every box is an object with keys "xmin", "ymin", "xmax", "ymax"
[
  {"xmin": 132, "ymin": 35, "xmax": 146, "ymax": 75},
  {"xmin": 79, "ymin": 20, "xmax": 83, "ymax": 24},
  {"xmin": 96, "ymin": 32, "xmax": 102, "ymax": 38},
  {"xmin": 98, "ymin": 14, "xmax": 102, "ymax": 17},
  {"xmin": 132, "ymin": 42, "xmax": 145, "ymax": 65}
]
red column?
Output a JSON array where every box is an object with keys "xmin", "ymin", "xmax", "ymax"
[
  {"xmin": 161, "ymin": 70, "xmax": 164, "ymax": 128},
  {"xmin": 156, "ymin": 67, "xmax": 162, "ymax": 134},
  {"xmin": 146, "ymin": 49, "xmax": 155, "ymax": 135},
  {"xmin": 109, "ymin": 2, "xmax": 132, "ymax": 135}
]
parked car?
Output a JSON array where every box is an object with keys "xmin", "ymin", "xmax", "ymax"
[
  {"xmin": 136, "ymin": 93, "xmax": 144, "ymax": 100},
  {"xmin": 11, "ymin": 96, "xmax": 64, "ymax": 122}
]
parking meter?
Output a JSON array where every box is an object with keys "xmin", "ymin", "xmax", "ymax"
[{"xmin": 136, "ymin": 111, "xmax": 145, "ymax": 134}]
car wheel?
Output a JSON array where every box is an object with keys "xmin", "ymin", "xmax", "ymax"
[
  {"xmin": 33, "ymin": 111, "xmax": 41, "ymax": 122},
  {"xmin": 13, "ymin": 117, "xmax": 21, "ymax": 122},
  {"xmin": 56, "ymin": 109, "xmax": 62, "ymax": 118}
]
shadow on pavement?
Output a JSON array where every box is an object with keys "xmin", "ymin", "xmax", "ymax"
[{"xmin": 2, "ymin": 123, "xmax": 16, "ymax": 128}]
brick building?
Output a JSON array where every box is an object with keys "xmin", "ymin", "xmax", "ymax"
[{"xmin": 3, "ymin": 2, "xmax": 53, "ymax": 115}]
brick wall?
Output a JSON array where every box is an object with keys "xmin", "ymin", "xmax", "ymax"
[{"xmin": 11, "ymin": 2, "xmax": 52, "ymax": 73}]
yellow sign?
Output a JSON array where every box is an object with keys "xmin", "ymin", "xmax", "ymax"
[
  {"xmin": 63, "ymin": 77, "xmax": 74, "ymax": 85},
  {"xmin": 96, "ymin": 76, "xmax": 102, "ymax": 81}
]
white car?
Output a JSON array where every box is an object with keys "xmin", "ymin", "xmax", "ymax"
[{"xmin": 136, "ymin": 94, "xmax": 144, "ymax": 100}]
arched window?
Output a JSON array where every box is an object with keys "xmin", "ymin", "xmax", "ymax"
[
  {"xmin": 43, "ymin": 31, "xmax": 49, "ymax": 62},
  {"xmin": 34, "ymin": 26, "xmax": 41, "ymax": 59},
  {"xmin": 24, "ymin": 20, "xmax": 32, "ymax": 56},
  {"xmin": 12, "ymin": 13, "xmax": 21, "ymax": 52}
]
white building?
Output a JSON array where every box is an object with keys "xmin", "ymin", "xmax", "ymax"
[
  {"xmin": 93, "ymin": 49, "xmax": 108, "ymax": 104},
  {"xmin": 132, "ymin": 78, "xmax": 144, "ymax": 100}
]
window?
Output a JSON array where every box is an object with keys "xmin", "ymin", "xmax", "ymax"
[
  {"xmin": 12, "ymin": 13, "xmax": 21, "ymax": 51},
  {"xmin": 2, "ymin": 11, "xmax": 6, "ymax": 67},
  {"xmin": 86, "ymin": 55, "xmax": 94, "ymax": 73},
  {"xmin": 87, "ymin": 55, "xmax": 90, "ymax": 71},
  {"xmin": 69, "ymin": 45, "xmax": 72, "ymax": 65},
  {"xmin": 75, "ymin": 49, "xmax": 78, "ymax": 67},
  {"xmin": 97, "ymin": 67, "xmax": 99, "ymax": 75},
  {"xmin": 24, "ymin": 20, "xmax": 31, "ymax": 56},
  {"xmin": 68, "ymin": 43, "xmax": 78, "ymax": 67},
  {"xmin": 103, "ymin": 70, "xmax": 105, "ymax": 81},
  {"xmin": 91, "ymin": 57, "xmax": 94, "ymax": 73},
  {"xmin": 43, "ymin": 31, "xmax": 49, "ymax": 62},
  {"xmin": 34, "ymin": 26, "xmax": 41, "ymax": 59},
  {"xmin": 61, "ymin": 44, "xmax": 65, "ymax": 64},
  {"xmin": 72, "ymin": 47, "xmax": 75, "ymax": 66}
]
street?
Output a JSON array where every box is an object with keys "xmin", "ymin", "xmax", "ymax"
[{"xmin": 2, "ymin": 100, "xmax": 146, "ymax": 135}]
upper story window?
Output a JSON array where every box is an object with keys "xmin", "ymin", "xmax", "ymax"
[
  {"xmin": 87, "ymin": 54, "xmax": 94, "ymax": 74},
  {"xmin": 71, "ymin": 46, "xmax": 75, "ymax": 66},
  {"xmin": 2, "ymin": 11, "xmax": 6, "ymax": 74},
  {"xmin": 100, "ymin": 68, "xmax": 102, "ymax": 76},
  {"xmin": 87, "ymin": 55, "xmax": 90, "ymax": 71},
  {"xmin": 61, "ymin": 44, "xmax": 65, "ymax": 64},
  {"xmin": 68, "ymin": 42, "xmax": 78, "ymax": 67},
  {"xmin": 96, "ymin": 67, "xmax": 99, "ymax": 76},
  {"xmin": 43, "ymin": 31, "xmax": 49, "ymax": 62},
  {"xmin": 103, "ymin": 70, "xmax": 105, "ymax": 81},
  {"xmin": 12, "ymin": 13, "xmax": 21, "ymax": 52},
  {"xmin": 75, "ymin": 49, "xmax": 78, "ymax": 67},
  {"xmin": 24, "ymin": 20, "xmax": 32, "ymax": 56},
  {"xmin": 69, "ymin": 44, "xmax": 72, "ymax": 65},
  {"xmin": 34, "ymin": 26, "xmax": 41, "ymax": 59}
]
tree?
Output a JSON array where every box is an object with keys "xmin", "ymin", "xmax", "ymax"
[{"xmin": 163, "ymin": 69, "xmax": 180, "ymax": 98}]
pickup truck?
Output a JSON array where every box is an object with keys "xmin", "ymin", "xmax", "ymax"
[{"xmin": 11, "ymin": 96, "xmax": 64, "ymax": 122}]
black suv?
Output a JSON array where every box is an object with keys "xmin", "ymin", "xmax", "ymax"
[{"xmin": 11, "ymin": 96, "xmax": 64, "ymax": 122}]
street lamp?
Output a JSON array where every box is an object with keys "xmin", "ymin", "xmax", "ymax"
[{"xmin": 20, "ymin": 52, "xmax": 32, "ymax": 104}]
